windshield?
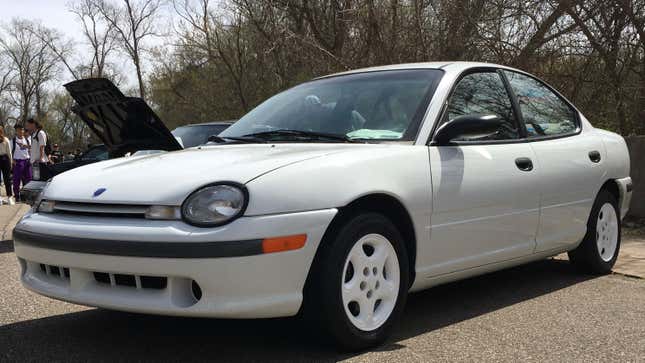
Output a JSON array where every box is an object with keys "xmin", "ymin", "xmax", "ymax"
[
  {"xmin": 172, "ymin": 124, "xmax": 230, "ymax": 148},
  {"xmin": 220, "ymin": 70, "xmax": 443, "ymax": 141},
  {"xmin": 81, "ymin": 146, "xmax": 108, "ymax": 161}
]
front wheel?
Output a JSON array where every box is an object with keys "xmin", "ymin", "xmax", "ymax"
[
  {"xmin": 568, "ymin": 190, "xmax": 621, "ymax": 274},
  {"xmin": 308, "ymin": 213, "xmax": 409, "ymax": 351}
]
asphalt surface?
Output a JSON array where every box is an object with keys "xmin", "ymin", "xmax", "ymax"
[{"xmin": 1, "ymin": 240, "xmax": 644, "ymax": 362}]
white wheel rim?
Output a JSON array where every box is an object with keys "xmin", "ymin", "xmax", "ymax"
[
  {"xmin": 596, "ymin": 203, "xmax": 618, "ymax": 262},
  {"xmin": 341, "ymin": 233, "xmax": 400, "ymax": 332}
]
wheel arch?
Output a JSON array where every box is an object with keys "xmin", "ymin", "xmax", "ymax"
[
  {"xmin": 305, "ymin": 193, "xmax": 417, "ymax": 293},
  {"xmin": 598, "ymin": 179, "xmax": 620, "ymax": 205}
]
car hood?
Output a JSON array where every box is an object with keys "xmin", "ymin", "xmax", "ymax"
[
  {"xmin": 64, "ymin": 78, "xmax": 183, "ymax": 156},
  {"xmin": 43, "ymin": 143, "xmax": 357, "ymax": 205}
]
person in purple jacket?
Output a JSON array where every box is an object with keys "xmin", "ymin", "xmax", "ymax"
[{"xmin": 11, "ymin": 124, "xmax": 32, "ymax": 201}]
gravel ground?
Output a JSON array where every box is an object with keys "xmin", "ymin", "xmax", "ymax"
[{"xmin": 1, "ymin": 241, "xmax": 644, "ymax": 362}]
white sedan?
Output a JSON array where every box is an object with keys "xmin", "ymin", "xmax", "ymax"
[{"xmin": 13, "ymin": 62, "xmax": 632, "ymax": 350}]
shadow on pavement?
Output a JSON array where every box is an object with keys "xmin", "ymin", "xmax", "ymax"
[
  {"xmin": 0, "ymin": 259, "xmax": 597, "ymax": 362},
  {"xmin": 0, "ymin": 240, "xmax": 13, "ymax": 254}
]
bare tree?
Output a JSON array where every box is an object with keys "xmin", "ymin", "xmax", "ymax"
[
  {"xmin": 0, "ymin": 19, "xmax": 60, "ymax": 123},
  {"xmin": 70, "ymin": 0, "xmax": 119, "ymax": 78},
  {"xmin": 0, "ymin": 53, "xmax": 14, "ymax": 99},
  {"xmin": 48, "ymin": 92, "xmax": 89, "ymax": 148},
  {"xmin": 94, "ymin": 0, "xmax": 164, "ymax": 99},
  {"xmin": 26, "ymin": 23, "xmax": 79, "ymax": 81},
  {"xmin": 618, "ymin": 0, "xmax": 645, "ymax": 134}
]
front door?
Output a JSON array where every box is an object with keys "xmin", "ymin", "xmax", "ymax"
[{"xmin": 425, "ymin": 70, "xmax": 540, "ymax": 276}]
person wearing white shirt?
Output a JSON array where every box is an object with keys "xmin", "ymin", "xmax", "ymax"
[
  {"xmin": 0, "ymin": 125, "xmax": 13, "ymax": 203},
  {"xmin": 11, "ymin": 124, "xmax": 32, "ymax": 200},
  {"xmin": 26, "ymin": 118, "xmax": 48, "ymax": 164}
]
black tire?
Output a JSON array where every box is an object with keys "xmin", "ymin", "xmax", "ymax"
[
  {"xmin": 305, "ymin": 212, "xmax": 409, "ymax": 351},
  {"xmin": 568, "ymin": 189, "xmax": 621, "ymax": 274}
]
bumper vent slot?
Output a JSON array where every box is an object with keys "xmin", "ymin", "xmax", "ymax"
[
  {"xmin": 93, "ymin": 271, "xmax": 167, "ymax": 290},
  {"xmin": 140, "ymin": 276, "xmax": 167, "ymax": 289},
  {"xmin": 40, "ymin": 264, "xmax": 70, "ymax": 280},
  {"xmin": 114, "ymin": 274, "xmax": 136, "ymax": 287}
]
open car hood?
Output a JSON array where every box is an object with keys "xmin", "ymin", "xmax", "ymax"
[{"xmin": 64, "ymin": 78, "xmax": 182, "ymax": 156}]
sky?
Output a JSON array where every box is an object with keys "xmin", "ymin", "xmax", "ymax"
[
  {"xmin": 1, "ymin": 0, "xmax": 83, "ymax": 41},
  {"xmin": 0, "ymin": 0, "xmax": 174, "ymax": 89}
]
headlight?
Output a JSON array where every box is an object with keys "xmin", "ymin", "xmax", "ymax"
[
  {"xmin": 30, "ymin": 181, "xmax": 50, "ymax": 209},
  {"xmin": 181, "ymin": 183, "xmax": 248, "ymax": 227}
]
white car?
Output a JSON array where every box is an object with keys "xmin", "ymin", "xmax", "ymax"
[{"xmin": 13, "ymin": 62, "xmax": 632, "ymax": 350}]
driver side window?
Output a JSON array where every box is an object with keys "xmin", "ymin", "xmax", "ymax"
[{"xmin": 444, "ymin": 71, "xmax": 519, "ymax": 141}]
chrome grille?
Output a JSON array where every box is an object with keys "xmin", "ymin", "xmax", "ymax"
[{"xmin": 51, "ymin": 201, "xmax": 148, "ymax": 218}]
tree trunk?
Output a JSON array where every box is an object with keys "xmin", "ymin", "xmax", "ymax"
[{"xmin": 134, "ymin": 55, "xmax": 146, "ymax": 100}]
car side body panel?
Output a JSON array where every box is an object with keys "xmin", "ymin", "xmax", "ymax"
[
  {"xmin": 424, "ymin": 143, "xmax": 540, "ymax": 277},
  {"xmin": 595, "ymin": 127, "xmax": 631, "ymax": 180},
  {"xmin": 245, "ymin": 144, "xmax": 433, "ymax": 277},
  {"xmin": 528, "ymin": 128, "xmax": 606, "ymax": 253}
]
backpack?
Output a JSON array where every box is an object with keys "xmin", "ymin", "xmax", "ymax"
[
  {"xmin": 35, "ymin": 129, "xmax": 52, "ymax": 156},
  {"xmin": 11, "ymin": 136, "xmax": 30, "ymax": 155}
]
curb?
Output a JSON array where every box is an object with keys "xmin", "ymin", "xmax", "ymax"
[{"xmin": 1, "ymin": 205, "xmax": 29, "ymax": 241}]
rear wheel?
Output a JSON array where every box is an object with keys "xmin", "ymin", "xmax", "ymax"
[
  {"xmin": 568, "ymin": 190, "xmax": 621, "ymax": 274},
  {"xmin": 307, "ymin": 213, "xmax": 409, "ymax": 351}
]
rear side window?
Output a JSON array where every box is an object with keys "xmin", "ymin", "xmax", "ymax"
[
  {"xmin": 444, "ymin": 72, "xmax": 520, "ymax": 141},
  {"xmin": 503, "ymin": 71, "xmax": 578, "ymax": 137}
]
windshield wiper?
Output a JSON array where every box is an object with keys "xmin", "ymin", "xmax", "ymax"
[
  {"xmin": 207, "ymin": 135, "xmax": 267, "ymax": 144},
  {"xmin": 242, "ymin": 129, "xmax": 358, "ymax": 143}
]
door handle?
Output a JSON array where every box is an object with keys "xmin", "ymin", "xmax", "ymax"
[
  {"xmin": 515, "ymin": 157, "xmax": 533, "ymax": 171},
  {"xmin": 589, "ymin": 150, "xmax": 601, "ymax": 163}
]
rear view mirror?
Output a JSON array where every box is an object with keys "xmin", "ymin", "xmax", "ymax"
[{"xmin": 432, "ymin": 114, "xmax": 501, "ymax": 145}]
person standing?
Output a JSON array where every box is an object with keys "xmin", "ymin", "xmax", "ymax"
[
  {"xmin": 11, "ymin": 124, "xmax": 31, "ymax": 201},
  {"xmin": 50, "ymin": 143, "xmax": 63, "ymax": 163},
  {"xmin": 0, "ymin": 126, "xmax": 14, "ymax": 204},
  {"xmin": 25, "ymin": 118, "xmax": 51, "ymax": 182},
  {"xmin": 26, "ymin": 118, "xmax": 49, "ymax": 165}
]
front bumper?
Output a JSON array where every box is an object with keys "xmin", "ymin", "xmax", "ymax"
[
  {"xmin": 13, "ymin": 208, "xmax": 337, "ymax": 318},
  {"xmin": 616, "ymin": 177, "xmax": 633, "ymax": 219}
]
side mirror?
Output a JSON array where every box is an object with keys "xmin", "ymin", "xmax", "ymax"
[{"xmin": 432, "ymin": 114, "xmax": 502, "ymax": 145}]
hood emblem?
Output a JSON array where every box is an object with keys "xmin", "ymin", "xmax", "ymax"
[{"xmin": 93, "ymin": 188, "xmax": 107, "ymax": 198}]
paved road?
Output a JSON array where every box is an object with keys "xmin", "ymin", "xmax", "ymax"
[{"xmin": 1, "ymin": 240, "xmax": 644, "ymax": 362}]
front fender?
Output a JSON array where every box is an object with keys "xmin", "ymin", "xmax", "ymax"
[{"xmin": 244, "ymin": 144, "xmax": 432, "ymax": 246}]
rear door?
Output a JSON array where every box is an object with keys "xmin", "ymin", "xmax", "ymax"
[
  {"xmin": 426, "ymin": 70, "xmax": 541, "ymax": 276},
  {"xmin": 502, "ymin": 70, "xmax": 605, "ymax": 252}
]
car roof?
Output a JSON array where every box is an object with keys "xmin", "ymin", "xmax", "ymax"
[
  {"xmin": 179, "ymin": 120, "xmax": 235, "ymax": 127},
  {"xmin": 317, "ymin": 62, "xmax": 524, "ymax": 79}
]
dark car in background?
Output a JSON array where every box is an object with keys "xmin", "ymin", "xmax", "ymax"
[
  {"xmin": 20, "ymin": 78, "xmax": 232, "ymax": 204},
  {"xmin": 171, "ymin": 121, "xmax": 234, "ymax": 148},
  {"xmin": 33, "ymin": 144, "xmax": 108, "ymax": 180}
]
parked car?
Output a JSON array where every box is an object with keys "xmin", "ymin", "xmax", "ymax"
[
  {"xmin": 19, "ymin": 79, "xmax": 231, "ymax": 204},
  {"xmin": 172, "ymin": 121, "xmax": 234, "ymax": 148},
  {"xmin": 13, "ymin": 63, "xmax": 632, "ymax": 351},
  {"xmin": 21, "ymin": 144, "xmax": 110, "ymax": 204},
  {"xmin": 35, "ymin": 144, "xmax": 108, "ymax": 179}
]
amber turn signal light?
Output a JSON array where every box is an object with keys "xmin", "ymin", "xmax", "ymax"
[{"xmin": 262, "ymin": 234, "xmax": 307, "ymax": 254}]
